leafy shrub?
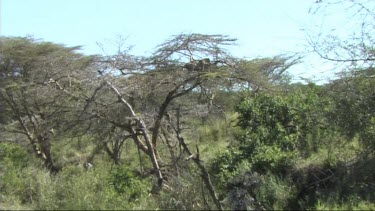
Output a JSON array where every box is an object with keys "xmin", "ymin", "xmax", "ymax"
[
  {"xmin": 250, "ymin": 144, "xmax": 297, "ymax": 174},
  {"xmin": 235, "ymin": 94, "xmax": 301, "ymax": 173},
  {"xmin": 0, "ymin": 143, "xmax": 36, "ymax": 207},
  {"xmin": 0, "ymin": 142, "xmax": 30, "ymax": 168},
  {"xmin": 209, "ymin": 149, "xmax": 245, "ymax": 190},
  {"xmin": 109, "ymin": 165, "xmax": 148, "ymax": 201},
  {"xmin": 1, "ymin": 167, "xmax": 39, "ymax": 205},
  {"xmin": 328, "ymin": 69, "xmax": 375, "ymax": 150}
]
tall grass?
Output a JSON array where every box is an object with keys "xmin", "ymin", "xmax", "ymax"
[
  {"xmin": 0, "ymin": 142, "xmax": 156, "ymax": 210},
  {"xmin": 316, "ymin": 196, "xmax": 375, "ymax": 210}
]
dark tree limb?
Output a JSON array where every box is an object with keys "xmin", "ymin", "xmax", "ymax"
[
  {"xmin": 104, "ymin": 81, "xmax": 164, "ymax": 188},
  {"xmin": 178, "ymin": 136, "xmax": 223, "ymax": 211},
  {"xmin": 151, "ymin": 75, "xmax": 204, "ymax": 155},
  {"xmin": 2, "ymin": 89, "xmax": 60, "ymax": 173},
  {"xmin": 172, "ymin": 107, "xmax": 223, "ymax": 211}
]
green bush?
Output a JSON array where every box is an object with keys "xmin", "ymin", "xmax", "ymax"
[
  {"xmin": 251, "ymin": 144, "xmax": 297, "ymax": 174},
  {"xmin": 45, "ymin": 163, "xmax": 153, "ymax": 210},
  {"xmin": 235, "ymin": 94, "xmax": 301, "ymax": 173},
  {"xmin": 1, "ymin": 167, "xmax": 39, "ymax": 205},
  {"xmin": 328, "ymin": 69, "xmax": 375, "ymax": 150},
  {"xmin": 209, "ymin": 149, "xmax": 245, "ymax": 190},
  {"xmin": 0, "ymin": 143, "xmax": 36, "ymax": 207},
  {"xmin": 0, "ymin": 142, "xmax": 31, "ymax": 168},
  {"xmin": 109, "ymin": 165, "xmax": 149, "ymax": 201}
]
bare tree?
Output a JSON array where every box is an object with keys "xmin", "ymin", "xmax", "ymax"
[{"xmin": 308, "ymin": 0, "xmax": 375, "ymax": 70}]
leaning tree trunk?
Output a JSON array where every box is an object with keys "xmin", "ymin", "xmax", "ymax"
[
  {"xmin": 174, "ymin": 107, "xmax": 223, "ymax": 211},
  {"xmin": 37, "ymin": 131, "xmax": 60, "ymax": 173},
  {"xmin": 105, "ymin": 81, "xmax": 164, "ymax": 188},
  {"xmin": 2, "ymin": 89, "xmax": 61, "ymax": 173},
  {"xmin": 151, "ymin": 75, "xmax": 203, "ymax": 156}
]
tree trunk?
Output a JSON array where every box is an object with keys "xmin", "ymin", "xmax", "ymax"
[
  {"xmin": 2, "ymin": 90, "xmax": 60, "ymax": 173},
  {"xmin": 174, "ymin": 107, "xmax": 223, "ymax": 211},
  {"xmin": 151, "ymin": 76, "xmax": 202, "ymax": 155},
  {"xmin": 105, "ymin": 81, "xmax": 164, "ymax": 188}
]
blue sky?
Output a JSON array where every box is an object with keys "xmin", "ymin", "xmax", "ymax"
[{"xmin": 2, "ymin": 0, "xmax": 342, "ymax": 83}]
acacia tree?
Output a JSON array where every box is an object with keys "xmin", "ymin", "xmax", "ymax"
[
  {"xmin": 76, "ymin": 33, "xmax": 299, "ymax": 210},
  {"xmin": 0, "ymin": 37, "xmax": 96, "ymax": 173},
  {"xmin": 75, "ymin": 35, "xmax": 239, "ymax": 208}
]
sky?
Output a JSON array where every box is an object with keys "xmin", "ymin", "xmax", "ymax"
[{"xmin": 2, "ymin": 0, "xmax": 346, "ymax": 83}]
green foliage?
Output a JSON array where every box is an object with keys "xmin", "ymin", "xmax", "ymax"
[
  {"xmin": 250, "ymin": 144, "xmax": 297, "ymax": 174},
  {"xmin": 109, "ymin": 165, "xmax": 148, "ymax": 199},
  {"xmin": 209, "ymin": 82, "xmax": 375, "ymax": 210},
  {"xmin": 0, "ymin": 142, "xmax": 31, "ymax": 168},
  {"xmin": 316, "ymin": 197, "xmax": 375, "ymax": 210},
  {"xmin": 329, "ymin": 69, "xmax": 375, "ymax": 150},
  {"xmin": 210, "ymin": 86, "xmax": 332, "ymax": 193},
  {"xmin": 0, "ymin": 143, "xmax": 37, "ymax": 208},
  {"xmin": 238, "ymin": 85, "xmax": 332, "ymax": 164},
  {"xmin": 210, "ymin": 149, "xmax": 247, "ymax": 190},
  {"xmin": 235, "ymin": 94, "xmax": 299, "ymax": 173},
  {"xmin": 255, "ymin": 174, "xmax": 296, "ymax": 210},
  {"xmin": 0, "ymin": 156, "xmax": 155, "ymax": 210}
]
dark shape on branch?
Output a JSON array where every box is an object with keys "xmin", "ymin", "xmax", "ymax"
[{"xmin": 183, "ymin": 58, "xmax": 213, "ymax": 71}]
